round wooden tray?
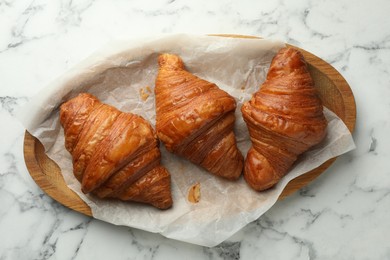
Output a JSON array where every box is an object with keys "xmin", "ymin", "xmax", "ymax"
[{"xmin": 23, "ymin": 36, "xmax": 356, "ymax": 217}]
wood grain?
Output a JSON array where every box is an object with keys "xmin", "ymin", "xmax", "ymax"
[{"xmin": 23, "ymin": 35, "xmax": 356, "ymax": 217}]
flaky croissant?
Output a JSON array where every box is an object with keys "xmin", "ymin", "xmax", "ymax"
[
  {"xmin": 155, "ymin": 53, "xmax": 243, "ymax": 180},
  {"xmin": 60, "ymin": 93, "xmax": 173, "ymax": 209},
  {"xmin": 241, "ymin": 47, "xmax": 328, "ymax": 191}
]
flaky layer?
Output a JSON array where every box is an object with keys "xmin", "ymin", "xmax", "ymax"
[
  {"xmin": 242, "ymin": 47, "xmax": 328, "ymax": 191},
  {"xmin": 60, "ymin": 93, "xmax": 173, "ymax": 209},
  {"xmin": 155, "ymin": 53, "xmax": 243, "ymax": 180}
]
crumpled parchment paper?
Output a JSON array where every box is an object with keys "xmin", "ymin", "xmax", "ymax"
[{"xmin": 18, "ymin": 34, "xmax": 355, "ymax": 247}]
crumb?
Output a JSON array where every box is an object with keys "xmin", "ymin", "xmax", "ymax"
[
  {"xmin": 188, "ymin": 182, "xmax": 201, "ymax": 203},
  {"xmin": 139, "ymin": 87, "xmax": 150, "ymax": 101}
]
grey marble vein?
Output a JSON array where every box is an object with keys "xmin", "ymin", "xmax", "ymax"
[{"xmin": 1, "ymin": 0, "xmax": 390, "ymax": 259}]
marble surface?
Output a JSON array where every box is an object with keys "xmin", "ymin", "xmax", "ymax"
[{"xmin": 1, "ymin": 0, "xmax": 389, "ymax": 259}]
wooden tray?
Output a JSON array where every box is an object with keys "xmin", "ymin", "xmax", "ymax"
[{"xmin": 23, "ymin": 35, "xmax": 356, "ymax": 217}]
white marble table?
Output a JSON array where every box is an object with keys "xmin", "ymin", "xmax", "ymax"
[{"xmin": 1, "ymin": 0, "xmax": 389, "ymax": 259}]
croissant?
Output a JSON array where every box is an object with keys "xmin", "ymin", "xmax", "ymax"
[
  {"xmin": 155, "ymin": 54, "xmax": 243, "ymax": 180},
  {"xmin": 59, "ymin": 93, "xmax": 173, "ymax": 209},
  {"xmin": 241, "ymin": 47, "xmax": 328, "ymax": 191}
]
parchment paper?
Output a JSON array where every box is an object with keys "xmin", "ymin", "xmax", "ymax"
[{"xmin": 17, "ymin": 34, "xmax": 355, "ymax": 247}]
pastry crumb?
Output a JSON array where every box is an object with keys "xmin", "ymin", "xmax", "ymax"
[
  {"xmin": 139, "ymin": 87, "xmax": 150, "ymax": 101},
  {"xmin": 188, "ymin": 182, "xmax": 201, "ymax": 203}
]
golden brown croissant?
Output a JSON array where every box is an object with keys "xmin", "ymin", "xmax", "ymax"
[
  {"xmin": 155, "ymin": 53, "xmax": 243, "ymax": 180},
  {"xmin": 241, "ymin": 47, "xmax": 328, "ymax": 191},
  {"xmin": 60, "ymin": 93, "xmax": 173, "ymax": 209}
]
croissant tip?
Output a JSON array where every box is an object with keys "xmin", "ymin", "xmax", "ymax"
[
  {"xmin": 158, "ymin": 53, "xmax": 184, "ymax": 70},
  {"xmin": 155, "ymin": 200, "xmax": 173, "ymax": 210},
  {"xmin": 81, "ymin": 182, "xmax": 93, "ymax": 194},
  {"xmin": 243, "ymin": 148, "xmax": 281, "ymax": 191},
  {"xmin": 266, "ymin": 47, "xmax": 307, "ymax": 78},
  {"xmin": 278, "ymin": 47, "xmax": 304, "ymax": 62},
  {"xmin": 81, "ymin": 186, "xmax": 89, "ymax": 194}
]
